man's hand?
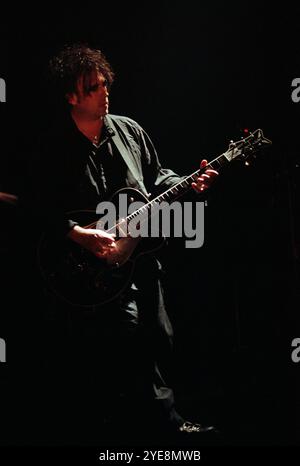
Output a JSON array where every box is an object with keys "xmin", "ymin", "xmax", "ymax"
[
  {"xmin": 191, "ymin": 159, "xmax": 219, "ymax": 193},
  {"xmin": 67, "ymin": 225, "xmax": 116, "ymax": 258}
]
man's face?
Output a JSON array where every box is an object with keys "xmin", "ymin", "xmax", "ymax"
[{"xmin": 67, "ymin": 70, "xmax": 109, "ymax": 119}]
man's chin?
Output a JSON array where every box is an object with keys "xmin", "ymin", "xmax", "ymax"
[{"xmin": 98, "ymin": 108, "xmax": 109, "ymax": 118}]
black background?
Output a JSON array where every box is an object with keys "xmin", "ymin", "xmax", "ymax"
[{"xmin": 0, "ymin": 1, "xmax": 299, "ymax": 448}]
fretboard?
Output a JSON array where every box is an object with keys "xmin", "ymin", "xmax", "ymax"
[{"xmin": 124, "ymin": 151, "xmax": 230, "ymax": 224}]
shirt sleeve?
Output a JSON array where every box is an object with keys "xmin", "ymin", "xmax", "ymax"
[{"xmin": 136, "ymin": 125, "xmax": 185, "ymax": 195}]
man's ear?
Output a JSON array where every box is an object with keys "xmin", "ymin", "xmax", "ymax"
[{"xmin": 66, "ymin": 92, "xmax": 78, "ymax": 106}]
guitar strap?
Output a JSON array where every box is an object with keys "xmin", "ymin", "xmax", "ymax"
[{"xmin": 106, "ymin": 116, "xmax": 142, "ymax": 187}]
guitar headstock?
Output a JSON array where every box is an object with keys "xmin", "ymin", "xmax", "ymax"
[{"xmin": 224, "ymin": 129, "xmax": 272, "ymax": 165}]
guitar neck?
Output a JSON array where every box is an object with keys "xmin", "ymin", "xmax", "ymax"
[
  {"xmin": 119, "ymin": 151, "xmax": 232, "ymax": 227},
  {"xmin": 89, "ymin": 128, "xmax": 271, "ymax": 229},
  {"xmin": 145, "ymin": 151, "xmax": 230, "ymax": 207},
  {"xmin": 147, "ymin": 128, "xmax": 272, "ymax": 208}
]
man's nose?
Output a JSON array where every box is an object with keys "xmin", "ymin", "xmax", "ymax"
[{"xmin": 100, "ymin": 82, "xmax": 109, "ymax": 96}]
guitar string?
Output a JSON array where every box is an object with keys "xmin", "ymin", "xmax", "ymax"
[
  {"xmin": 82, "ymin": 151, "xmax": 232, "ymax": 231},
  {"xmin": 81, "ymin": 131, "xmax": 263, "ymax": 232},
  {"xmin": 82, "ymin": 157, "xmax": 223, "ymax": 231}
]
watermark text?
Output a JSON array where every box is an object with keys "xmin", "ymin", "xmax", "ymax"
[
  {"xmin": 96, "ymin": 196, "xmax": 205, "ymax": 248},
  {"xmin": 291, "ymin": 337, "xmax": 300, "ymax": 363},
  {"xmin": 291, "ymin": 78, "xmax": 300, "ymax": 103},
  {"xmin": 0, "ymin": 337, "xmax": 6, "ymax": 362},
  {"xmin": 0, "ymin": 78, "xmax": 6, "ymax": 102}
]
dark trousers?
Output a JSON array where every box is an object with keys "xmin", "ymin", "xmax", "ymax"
[{"xmin": 37, "ymin": 257, "xmax": 183, "ymax": 442}]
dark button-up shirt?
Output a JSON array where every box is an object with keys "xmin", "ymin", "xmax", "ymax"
[{"xmin": 25, "ymin": 113, "xmax": 184, "ymax": 238}]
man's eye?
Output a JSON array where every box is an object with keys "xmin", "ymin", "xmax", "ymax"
[{"xmin": 89, "ymin": 84, "xmax": 99, "ymax": 92}]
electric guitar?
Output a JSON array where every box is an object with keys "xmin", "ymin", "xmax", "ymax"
[{"xmin": 38, "ymin": 129, "xmax": 272, "ymax": 307}]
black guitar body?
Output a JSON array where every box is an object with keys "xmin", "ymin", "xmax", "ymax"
[{"xmin": 38, "ymin": 188, "xmax": 165, "ymax": 307}]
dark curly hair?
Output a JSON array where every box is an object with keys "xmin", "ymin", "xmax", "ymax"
[{"xmin": 48, "ymin": 43, "xmax": 115, "ymax": 101}]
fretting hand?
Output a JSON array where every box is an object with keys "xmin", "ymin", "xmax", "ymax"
[{"xmin": 191, "ymin": 159, "xmax": 219, "ymax": 193}]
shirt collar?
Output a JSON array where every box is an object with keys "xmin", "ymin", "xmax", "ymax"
[{"xmin": 103, "ymin": 115, "xmax": 115, "ymax": 138}]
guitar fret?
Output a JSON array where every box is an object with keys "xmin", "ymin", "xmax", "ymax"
[
  {"xmin": 117, "ymin": 223, "xmax": 127, "ymax": 237},
  {"xmin": 118, "ymin": 129, "xmax": 270, "ymax": 225}
]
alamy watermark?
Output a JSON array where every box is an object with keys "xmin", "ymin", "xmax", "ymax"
[
  {"xmin": 0, "ymin": 77, "xmax": 6, "ymax": 102},
  {"xmin": 96, "ymin": 196, "xmax": 205, "ymax": 248},
  {"xmin": 291, "ymin": 78, "xmax": 300, "ymax": 103},
  {"xmin": 0, "ymin": 337, "xmax": 6, "ymax": 362},
  {"xmin": 291, "ymin": 337, "xmax": 300, "ymax": 363}
]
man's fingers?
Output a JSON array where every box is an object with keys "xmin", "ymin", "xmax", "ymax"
[
  {"xmin": 94, "ymin": 243, "xmax": 115, "ymax": 258},
  {"xmin": 191, "ymin": 182, "xmax": 203, "ymax": 192},
  {"xmin": 95, "ymin": 251, "xmax": 108, "ymax": 259},
  {"xmin": 94, "ymin": 232, "xmax": 116, "ymax": 244},
  {"xmin": 94, "ymin": 228, "xmax": 115, "ymax": 239},
  {"xmin": 204, "ymin": 169, "xmax": 219, "ymax": 176},
  {"xmin": 198, "ymin": 174, "xmax": 210, "ymax": 181}
]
